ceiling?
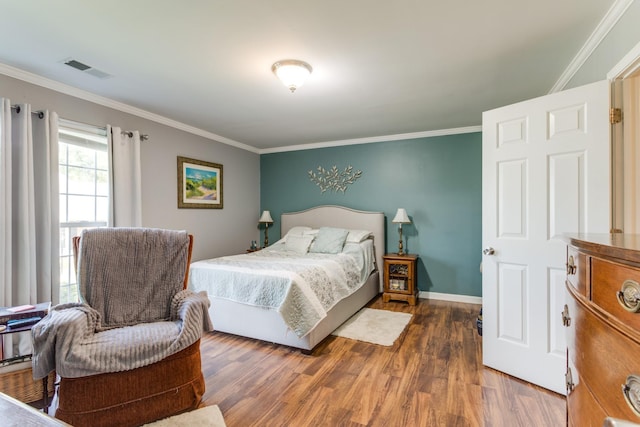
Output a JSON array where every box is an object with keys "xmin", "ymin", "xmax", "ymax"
[{"xmin": 0, "ymin": 0, "xmax": 617, "ymax": 152}]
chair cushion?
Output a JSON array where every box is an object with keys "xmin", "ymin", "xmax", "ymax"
[{"xmin": 77, "ymin": 228, "xmax": 190, "ymax": 329}]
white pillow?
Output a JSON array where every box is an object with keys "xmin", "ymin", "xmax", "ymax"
[
  {"xmin": 284, "ymin": 234, "xmax": 314, "ymax": 254},
  {"xmin": 283, "ymin": 226, "xmax": 312, "ymax": 242},
  {"xmin": 309, "ymin": 227, "xmax": 349, "ymax": 254},
  {"xmin": 346, "ymin": 229, "xmax": 372, "ymax": 243}
]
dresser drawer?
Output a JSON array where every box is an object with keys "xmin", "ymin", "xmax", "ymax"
[
  {"xmin": 572, "ymin": 293, "xmax": 640, "ymax": 421},
  {"xmin": 567, "ymin": 246, "xmax": 588, "ymax": 297},
  {"xmin": 567, "ymin": 367, "xmax": 609, "ymax": 427},
  {"xmin": 592, "ymin": 257, "xmax": 640, "ymax": 329},
  {"xmin": 567, "ymin": 304, "xmax": 608, "ymax": 427}
]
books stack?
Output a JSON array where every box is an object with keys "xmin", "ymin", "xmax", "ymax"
[{"xmin": 0, "ymin": 302, "xmax": 51, "ymax": 331}]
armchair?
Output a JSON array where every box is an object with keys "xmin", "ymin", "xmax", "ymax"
[{"xmin": 32, "ymin": 228, "xmax": 212, "ymax": 427}]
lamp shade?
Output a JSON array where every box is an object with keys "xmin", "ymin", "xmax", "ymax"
[
  {"xmin": 392, "ymin": 208, "xmax": 411, "ymax": 224},
  {"xmin": 272, "ymin": 60, "xmax": 312, "ymax": 92},
  {"xmin": 259, "ymin": 210, "xmax": 274, "ymax": 223}
]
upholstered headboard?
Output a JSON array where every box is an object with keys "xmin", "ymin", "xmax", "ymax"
[{"xmin": 281, "ymin": 205, "xmax": 385, "ymax": 285}]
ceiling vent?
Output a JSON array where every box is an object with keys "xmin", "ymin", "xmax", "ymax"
[{"xmin": 62, "ymin": 58, "xmax": 112, "ymax": 79}]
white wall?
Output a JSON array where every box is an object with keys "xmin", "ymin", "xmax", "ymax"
[{"xmin": 0, "ymin": 73, "xmax": 260, "ymax": 261}]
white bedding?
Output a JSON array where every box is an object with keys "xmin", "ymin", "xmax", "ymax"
[{"xmin": 188, "ymin": 239, "xmax": 375, "ymax": 338}]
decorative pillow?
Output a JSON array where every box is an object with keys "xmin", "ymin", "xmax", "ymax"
[
  {"xmin": 346, "ymin": 229, "xmax": 372, "ymax": 243},
  {"xmin": 283, "ymin": 226, "xmax": 312, "ymax": 242},
  {"xmin": 309, "ymin": 227, "xmax": 349, "ymax": 254},
  {"xmin": 284, "ymin": 234, "xmax": 314, "ymax": 254}
]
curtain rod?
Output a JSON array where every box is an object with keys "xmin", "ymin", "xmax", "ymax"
[
  {"xmin": 10, "ymin": 104, "xmax": 45, "ymax": 119},
  {"xmin": 11, "ymin": 105, "xmax": 148, "ymax": 140},
  {"xmin": 120, "ymin": 130, "xmax": 149, "ymax": 141}
]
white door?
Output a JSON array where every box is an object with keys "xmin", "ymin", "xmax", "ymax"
[{"xmin": 482, "ymin": 80, "xmax": 610, "ymax": 394}]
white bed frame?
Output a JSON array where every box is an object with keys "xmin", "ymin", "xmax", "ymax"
[{"xmin": 206, "ymin": 205, "xmax": 385, "ymax": 351}]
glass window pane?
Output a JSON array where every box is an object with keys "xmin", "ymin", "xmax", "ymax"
[
  {"xmin": 67, "ymin": 144, "xmax": 95, "ymax": 168},
  {"xmin": 96, "ymin": 151, "xmax": 108, "ymax": 170},
  {"xmin": 58, "ymin": 121, "xmax": 108, "ymax": 304},
  {"xmin": 59, "ymin": 195, "xmax": 67, "ymax": 222},
  {"xmin": 59, "ymin": 227, "xmax": 70, "ymax": 257},
  {"xmin": 96, "ymin": 197, "xmax": 109, "ymax": 222},
  {"xmin": 68, "ymin": 166, "xmax": 96, "ymax": 195},
  {"xmin": 59, "ymin": 165, "xmax": 67, "ymax": 193},
  {"xmin": 59, "ymin": 256, "xmax": 70, "ymax": 285},
  {"xmin": 59, "ymin": 143, "xmax": 67, "ymax": 165},
  {"xmin": 96, "ymin": 170, "xmax": 109, "ymax": 196},
  {"xmin": 68, "ymin": 195, "xmax": 96, "ymax": 222}
]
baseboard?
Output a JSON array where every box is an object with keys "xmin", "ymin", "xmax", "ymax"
[{"xmin": 418, "ymin": 291, "xmax": 482, "ymax": 305}]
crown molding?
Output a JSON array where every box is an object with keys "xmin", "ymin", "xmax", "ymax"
[
  {"xmin": 0, "ymin": 62, "xmax": 259, "ymax": 154},
  {"xmin": 258, "ymin": 125, "xmax": 482, "ymax": 154},
  {"xmin": 549, "ymin": 0, "xmax": 635, "ymax": 93}
]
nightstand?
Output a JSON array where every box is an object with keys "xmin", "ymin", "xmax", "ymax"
[{"xmin": 382, "ymin": 253, "xmax": 418, "ymax": 305}]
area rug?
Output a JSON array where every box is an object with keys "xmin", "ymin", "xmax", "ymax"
[
  {"xmin": 143, "ymin": 405, "xmax": 226, "ymax": 427},
  {"xmin": 331, "ymin": 308, "xmax": 412, "ymax": 346}
]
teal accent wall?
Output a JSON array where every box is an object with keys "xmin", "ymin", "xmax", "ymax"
[{"xmin": 260, "ymin": 132, "xmax": 482, "ymax": 297}]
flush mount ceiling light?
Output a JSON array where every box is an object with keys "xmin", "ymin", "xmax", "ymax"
[{"xmin": 271, "ymin": 59, "xmax": 312, "ymax": 93}]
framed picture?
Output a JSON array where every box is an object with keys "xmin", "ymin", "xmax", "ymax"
[{"xmin": 177, "ymin": 156, "xmax": 223, "ymax": 209}]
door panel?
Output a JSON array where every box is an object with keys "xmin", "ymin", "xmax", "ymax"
[
  {"xmin": 482, "ymin": 79, "xmax": 610, "ymax": 394},
  {"xmin": 549, "ymin": 151, "xmax": 585, "ymax": 238},
  {"xmin": 498, "ymin": 160, "xmax": 527, "ymax": 237},
  {"xmin": 497, "ymin": 262, "xmax": 527, "ymax": 344}
]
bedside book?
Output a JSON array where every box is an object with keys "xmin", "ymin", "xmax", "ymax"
[{"xmin": 0, "ymin": 302, "xmax": 50, "ymax": 326}]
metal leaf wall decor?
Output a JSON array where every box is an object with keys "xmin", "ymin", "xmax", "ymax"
[{"xmin": 308, "ymin": 165, "xmax": 362, "ymax": 193}]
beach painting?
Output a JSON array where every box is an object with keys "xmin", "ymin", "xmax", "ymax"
[{"xmin": 177, "ymin": 156, "xmax": 223, "ymax": 209}]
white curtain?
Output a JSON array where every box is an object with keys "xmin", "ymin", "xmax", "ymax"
[
  {"xmin": 0, "ymin": 99, "xmax": 59, "ymax": 357},
  {"xmin": 107, "ymin": 126, "xmax": 142, "ymax": 227}
]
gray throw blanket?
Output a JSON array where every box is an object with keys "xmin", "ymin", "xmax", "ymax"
[
  {"xmin": 31, "ymin": 290, "xmax": 212, "ymax": 379},
  {"xmin": 31, "ymin": 228, "xmax": 213, "ymax": 379}
]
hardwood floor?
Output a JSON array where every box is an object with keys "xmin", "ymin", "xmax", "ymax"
[{"xmin": 199, "ymin": 297, "xmax": 565, "ymax": 427}]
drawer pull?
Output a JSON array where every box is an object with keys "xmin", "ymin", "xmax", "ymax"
[
  {"xmin": 622, "ymin": 374, "xmax": 640, "ymax": 416},
  {"xmin": 566, "ymin": 368, "xmax": 575, "ymax": 394},
  {"xmin": 566, "ymin": 255, "xmax": 577, "ymax": 275},
  {"xmin": 561, "ymin": 304, "xmax": 571, "ymax": 327},
  {"xmin": 617, "ymin": 280, "xmax": 640, "ymax": 313}
]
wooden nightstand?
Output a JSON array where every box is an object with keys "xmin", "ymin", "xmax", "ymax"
[{"xmin": 382, "ymin": 253, "xmax": 418, "ymax": 305}]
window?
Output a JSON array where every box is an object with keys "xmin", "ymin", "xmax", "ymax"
[{"xmin": 58, "ymin": 119, "xmax": 109, "ymax": 303}]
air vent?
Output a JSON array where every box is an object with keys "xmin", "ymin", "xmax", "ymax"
[
  {"xmin": 64, "ymin": 59, "xmax": 91, "ymax": 71},
  {"xmin": 61, "ymin": 58, "xmax": 112, "ymax": 79}
]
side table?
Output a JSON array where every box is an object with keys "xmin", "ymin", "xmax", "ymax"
[
  {"xmin": 1, "ymin": 315, "xmax": 54, "ymax": 412},
  {"xmin": 382, "ymin": 253, "xmax": 419, "ymax": 305}
]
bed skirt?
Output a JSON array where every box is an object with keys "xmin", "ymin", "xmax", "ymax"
[
  {"xmin": 208, "ymin": 271, "xmax": 380, "ymax": 351},
  {"xmin": 54, "ymin": 339, "xmax": 204, "ymax": 427}
]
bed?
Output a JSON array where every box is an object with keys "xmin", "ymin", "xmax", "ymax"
[{"xmin": 188, "ymin": 205, "xmax": 384, "ymax": 351}]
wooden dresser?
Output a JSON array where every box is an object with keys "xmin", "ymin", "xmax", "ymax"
[{"xmin": 564, "ymin": 234, "xmax": 640, "ymax": 427}]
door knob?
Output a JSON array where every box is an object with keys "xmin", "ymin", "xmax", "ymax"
[{"xmin": 483, "ymin": 247, "xmax": 495, "ymax": 255}]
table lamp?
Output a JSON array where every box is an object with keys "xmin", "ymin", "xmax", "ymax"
[
  {"xmin": 392, "ymin": 208, "xmax": 411, "ymax": 255},
  {"xmin": 259, "ymin": 210, "xmax": 274, "ymax": 247}
]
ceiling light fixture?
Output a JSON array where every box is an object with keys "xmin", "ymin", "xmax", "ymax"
[{"xmin": 271, "ymin": 59, "xmax": 312, "ymax": 93}]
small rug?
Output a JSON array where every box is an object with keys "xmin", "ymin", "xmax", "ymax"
[
  {"xmin": 143, "ymin": 405, "xmax": 226, "ymax": 427},
  {"xmin": 331, "ymin": 308, "xmax": 412, "ymax": 346}
]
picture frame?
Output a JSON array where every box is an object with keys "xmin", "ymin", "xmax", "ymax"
[{"xmin": 177, "ymin": 156, "xmax": 223, "ymax": 209}]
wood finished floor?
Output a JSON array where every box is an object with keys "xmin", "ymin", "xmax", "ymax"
[{"xmin": 199, "ymin": 297, "xmax": 565, "ymax": 427}]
